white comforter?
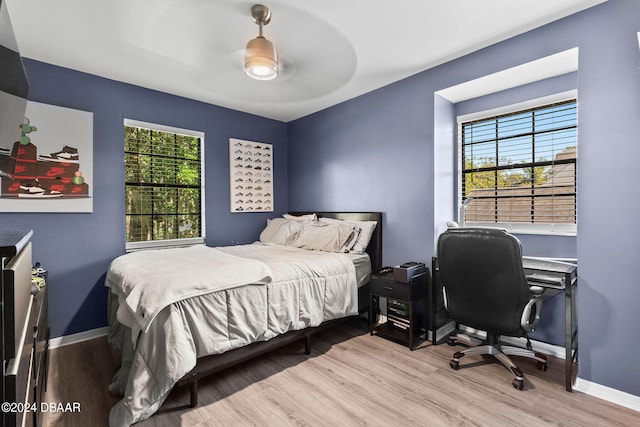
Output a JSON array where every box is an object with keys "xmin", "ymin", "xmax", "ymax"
[
  {"xmin": 106, "ymin": 245, "xmax": 273, "ymax": 335},
  {"xmin": 106, "ymin": 243, "xmax": 358, "ymax": 427}
]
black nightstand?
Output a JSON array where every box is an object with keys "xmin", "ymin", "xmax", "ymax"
[{"xmin": 369, "ymin": 268, "xmax": 429, "ymax": 350}]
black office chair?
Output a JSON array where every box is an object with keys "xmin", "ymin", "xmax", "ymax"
[{"xmin": 437, "ymin": 227, "xmax": 547, "ymax": 390}]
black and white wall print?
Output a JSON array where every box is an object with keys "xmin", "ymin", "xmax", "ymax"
[{"xmin": 229, "ymin": 138, "xmax": 273, "ymax": 213}]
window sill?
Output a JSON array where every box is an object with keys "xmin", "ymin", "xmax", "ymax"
[
  {"xmin": 461, "ymin": 222, "xmax": 576, "ymax": 237},
  {"xmin": 126, "ymin": 237, "xmax": 205, "ymax": 252}
]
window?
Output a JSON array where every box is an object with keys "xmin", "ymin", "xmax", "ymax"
[
  {"xmin": 124, "ymin": 119, "xmax": 204, "ymax": 250},
  {"xmin": 459, "ymin": 99, "xmax": 577, "ymax": 235}
]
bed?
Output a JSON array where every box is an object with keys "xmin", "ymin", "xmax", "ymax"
[{"xmin": 106, "ymin": 211, "xmax": 382, "ymax": 426}]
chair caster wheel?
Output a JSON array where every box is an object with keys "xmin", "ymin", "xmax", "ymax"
[
  {"xmin": 449, "ymin": 360, "xmax": 459, "ymax": 370},
  {"xmin": 537, "ymin": 361, "xmax": 548, "ymax": 371},
  {"xmin": 512, "ymin": 379, "xmax": 524, "ymax": 390}
]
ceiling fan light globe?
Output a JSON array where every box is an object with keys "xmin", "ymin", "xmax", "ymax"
[
  {"xmin": 245, "ymin": 62, "xmax": 278, "ymax": 80},
  {"xmin": 244, "ymin": 36, "xmax": 278, "ymax": 81}
]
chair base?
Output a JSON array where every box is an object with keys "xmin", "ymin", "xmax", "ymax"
[{"xmin": 448, "ymin": 333, "xmax": 548, "ymax": 390}]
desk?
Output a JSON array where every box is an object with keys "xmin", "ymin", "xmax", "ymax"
[
  {"xmin": 522, "ymin": 257, "xmax": 577, "ymax": 392},
  {"xmin": 431, "ymin": 256, "xmax": 578, "ymax": 392}
]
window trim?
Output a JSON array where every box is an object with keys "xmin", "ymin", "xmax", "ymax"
[
  {"xmin": 456, "ymin": 91, "xmax": 577, "ymax": 236},
  {"xmin": 123, "ymin": 118, "xmax": 206, "ymax": 251}
]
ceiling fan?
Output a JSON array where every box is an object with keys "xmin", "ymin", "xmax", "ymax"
[
  {"xmin": 184, "ymin": 1, "xmax": 358, "ymax": 104},
  {"xmin": 244, "ymin": 4, "xmax": 278, "ymax": 81}
]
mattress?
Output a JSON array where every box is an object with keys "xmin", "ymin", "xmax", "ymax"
[{"xmin": 106, "ymin": 242, "xmax": 370, "ymax": 426}]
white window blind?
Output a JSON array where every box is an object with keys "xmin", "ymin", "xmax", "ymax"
[
  {"xmin": 124, "ymin": 120, "xmax": 204, "ymax": 249},
  {"xmin": 460, "ymin": 99, "xmax": 577, "ymax": 234}
]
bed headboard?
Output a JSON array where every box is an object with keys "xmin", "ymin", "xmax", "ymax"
[{"xmin": 288, "ymin": 212, "xmax": 383, "ymax": 271}]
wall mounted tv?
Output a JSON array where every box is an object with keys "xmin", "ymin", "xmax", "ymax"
[{"xmin": 0, "ymin": 0, "xmax": 29, "ymax": 151}]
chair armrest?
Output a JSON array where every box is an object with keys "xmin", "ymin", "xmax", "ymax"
[{"xmin": 520, "ymin": 293, "xmax": 543, "ymax": 333}]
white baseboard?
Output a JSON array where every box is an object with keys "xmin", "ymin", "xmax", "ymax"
[
  {"xmin": 49, "ymin": 326, "xmax": 109, "ymax": 349},
  {"xmin": 574, "ymin": 378, "xmax": 640, "ymax": 412}
]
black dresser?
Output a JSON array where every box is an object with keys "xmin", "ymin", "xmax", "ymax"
[{"xmin": 1, "ymin": 230, "xmax": 49, "ymax": 427}]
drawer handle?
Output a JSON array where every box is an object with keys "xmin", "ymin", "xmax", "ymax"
[{"xmin": 384, "ymin": 286, "xmax": 393, "ymax": 290}]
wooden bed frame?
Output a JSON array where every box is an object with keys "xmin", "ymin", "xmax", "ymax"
[{"xmin": 175, "ymin": 211, "xmax": 383, "ymax": 407}]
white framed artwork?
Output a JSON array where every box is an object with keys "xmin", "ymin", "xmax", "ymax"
[
  {"xmin": 229, "ymin": 138, "xmax": 273, "ymax": 213},
  {"xmin": 0, "ymin": 101, "xmax": 93, "ymax": 212}
]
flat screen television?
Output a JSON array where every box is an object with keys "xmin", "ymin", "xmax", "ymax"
[{"xmin": 0, "ymin": 0, "xmax": 29, "ymax": 155}]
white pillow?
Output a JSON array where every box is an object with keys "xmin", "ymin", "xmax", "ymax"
[
  {"xmin": 318, "ymin": 217, "xmax": 377, "ymax": 253},
  {"xmin": 283, "ymin": 213, "xmax": 317, "ymax": 221},
  {"xmin": 290, "ymin": 221, "xmax": 358, "ymax": 253},
  {"xmin": 259, "ymin": 218, "xmax": 305, "ymax": 245}
]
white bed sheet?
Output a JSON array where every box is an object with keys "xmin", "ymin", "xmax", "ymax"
[
  {"xmin": 346, "ymin": 250, "xmax": 372, "ymax": 288},
  {"xmin": 107, "ymin": 243, "xmax": 369, "ymax": 427}
]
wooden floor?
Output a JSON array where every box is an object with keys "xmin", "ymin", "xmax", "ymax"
[{"xmin": 43, "ymin": 320, "xmax": 639, "ymax": 426}]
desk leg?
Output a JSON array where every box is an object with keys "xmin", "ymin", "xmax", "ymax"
[
  {"xmin": 565, "ymin": 273, "xmax": 575, "ymax": 392},
  {"xmin": 431, "ymin": 257, "xmax": 438, "ymax": 344}
]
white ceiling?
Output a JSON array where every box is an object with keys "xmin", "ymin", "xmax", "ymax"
[{"xmin": 6, "ymin": 0, "xmax": 605, "ymax": 122}]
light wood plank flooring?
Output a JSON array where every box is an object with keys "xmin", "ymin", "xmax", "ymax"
[{"xmin": 42, "ymin": 320, "xmax": 639, "ymax": 426}]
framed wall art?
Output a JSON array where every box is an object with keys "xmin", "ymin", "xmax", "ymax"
[
  {"xmin": 229, "ymin": 138, "xmax": 273, "ymax": 213},
  {"xmin": 0, "ymin": 101, "xmax": 93, "ymax": 212}
]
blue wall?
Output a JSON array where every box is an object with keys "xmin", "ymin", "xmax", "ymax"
[
  {"xmin": 0, "ymin": 60, "xmax": 287, "ymax": 338},
  {"xmin": 288, "ymin": 76, "xmax": 435, "ymax": 266},
  {"xmin": 287, "ymin": 0, "xmax": 640, "ymax": 396}
]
